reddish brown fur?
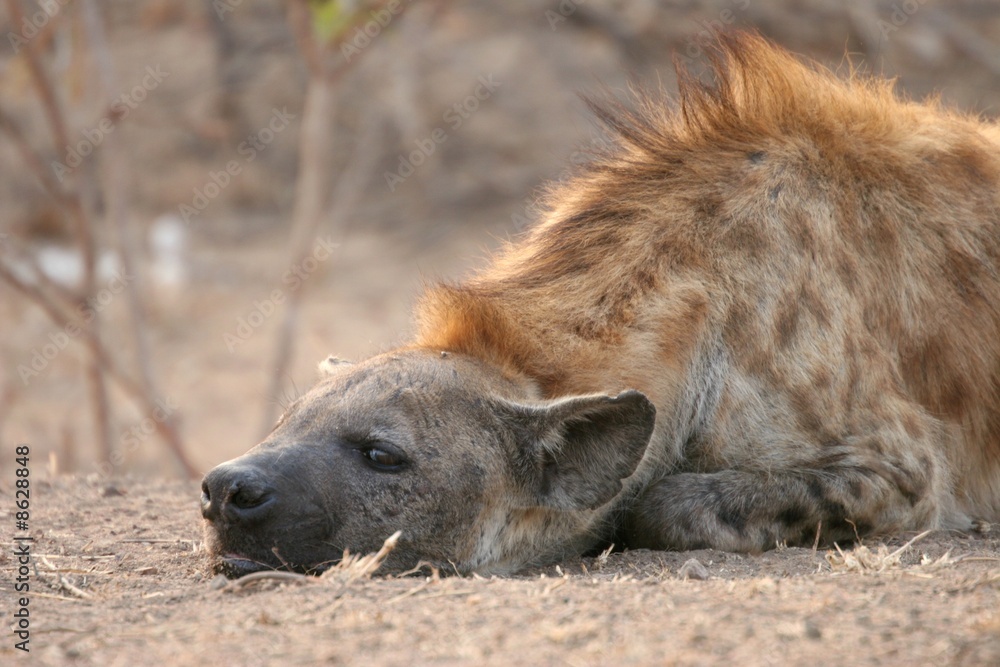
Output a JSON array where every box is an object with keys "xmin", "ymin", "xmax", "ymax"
[{"xmin": 414, "ymin": 32, "xmax": 1000, "ymax": 542}]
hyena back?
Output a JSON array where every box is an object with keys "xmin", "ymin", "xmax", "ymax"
[{"xmin": 414, "ymin": 33, "xmax": 1000, "ymax": 552}]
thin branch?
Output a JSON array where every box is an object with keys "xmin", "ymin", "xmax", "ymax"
[
  {"xmin": 259, "ymin": 0, "xmax": 408, "ymax": 435},
  {"xmin": 0, "ymin": 263, "xmax": 199, "ymax": 477},
  {"xmin": 285, "ymin": 0, "xmax": 405, "ymax": 82},
  {"xmin": 285, "ymin": 0, "xmax": 324, "ymax": 77},
  {"xmin": 258, "ymin": 72, "xmax": 338, "ymax": 436},
  {"xmin": 79, "ymin": 0, "xmax": 193, "ymax": 477},
  {"xmin": 5, "ymin": 0, "xmax": 111, "ymax": 460},
  {"xmin": 3, "ymin": 0, "xmax": 73, "ymax": 151},
  {"xmin": 0, "ymin": 104, "xmax": 72, "ymax": 205}
]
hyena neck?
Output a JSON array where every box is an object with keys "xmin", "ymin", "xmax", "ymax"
[
  {"xmin": 412, "ymin": 277, "xmax": 711, "ymax": 402},
  {"xmin": 411, "ymin": 283, "xmax": 564, "ymax": 394}
]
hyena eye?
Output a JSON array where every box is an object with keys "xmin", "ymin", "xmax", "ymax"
[{"xmin": 360, "ymin": 445, "xmax": 407, "ymax": 472}]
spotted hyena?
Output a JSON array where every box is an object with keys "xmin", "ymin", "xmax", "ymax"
[{"xmin": 202, "ymin": 33, "xmax": 1000, "ymax": 577}]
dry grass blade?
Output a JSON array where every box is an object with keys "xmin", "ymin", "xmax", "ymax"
[
  {"xmin": 594, "ymin": 543, "xmax": 615, "ymax": 571},
  {"xmin": 387, "ymin": 579, "xmax": 433, "ymax": 605},
  {"xmin": 221, "ymin": 531, "xmax": 401, "ymax": 593},
  {"xmin": 321, "ymin": 530, "xmax": 402, "ymax": 584},
  {"xmin": 918, "ymin": 551, "xmax": 963, "ymax": 571},
  {"xmin": 826, "ymin": 531, "xmax": 933, "ymax": 574},
  {"xmin": 948, "ymin": 569, "xmax": 1000, "ymax": 594},
  {"xmin": 886, "ymin": 531, "xmax": 933, "ymax": 561}
]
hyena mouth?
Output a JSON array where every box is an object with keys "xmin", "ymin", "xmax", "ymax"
[
  {"xmin": 214, "ymin": 553, "xmax": 279, "ymax": 578},
  {"xmin": 215, "ymin": 553, "xmax": 337, "ymax": 579}
]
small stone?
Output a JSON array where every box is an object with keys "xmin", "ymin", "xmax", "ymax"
[
  {"xmin": 209, "ymin": 574, "xmax": 229, "ymax": 590},
  {"xmin": 137, "ymin": 566, "xmax": 158, "ymax": 575},
  {"xmin": 99, "ymin": 484, "xmax": 126, "ymax": 497},
  {"xmin": 678, "ymin": 558, "xmax": 710, "ymax": 580}
]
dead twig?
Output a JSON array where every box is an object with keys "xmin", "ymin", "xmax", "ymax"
[
  {"xmin": 57, "ymin": 576, "xmax": 94, "ymax": 600},
  {"xmin": 0, "ymin": 104, "xmax": 73, "ymax": 207},
  {"xmin": 81, "ymin": 0, "xmax": 194, "ymax": 478},
  {"xmin": 886, "ymin": 530, "xmax": 934, "ymax": 560},
  {"xmin": 3, "ymin": 0, "xmax": 111, "ymax": 460},
  {"xmin": 3, "ymin": 0, "xmax": 72, "ymax": 149},
  {"xmin": 542, "ymin": 578, "xmax": 569, "ymax": 595},
  {"xmin": 36, "ymin": 559, "xmax": 95, "ymax": 600},
  {"xmin": 322, "ymin": 530, "xmax": 402, "ymax": 583},
  {"xmin": 0, "ymin": 262, "xmax": 198, "ymax": 476},
  {"xmin": 221, "ymin": 570, "xmax": 312, "ymax": 592},
  {"xmin": 395, "ymin": 561, "xmax": 441, "ymax": 578},
  {"xmin": 387, "ymin": 578, "xmax": 434, "ymax": 604}
]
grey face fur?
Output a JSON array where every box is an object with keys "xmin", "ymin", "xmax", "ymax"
[{"xmin": 201, "ymin": 349, "xmax": 657, "ymax": 577}]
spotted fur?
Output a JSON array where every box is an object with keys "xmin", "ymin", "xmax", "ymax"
[{"xmin": 413, "ymin": 32, "xmax": 1000, "ymax": 554}]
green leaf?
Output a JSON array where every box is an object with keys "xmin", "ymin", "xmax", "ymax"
[{"xmin": 310, "ymin": 0, "xmax": 352, "ymax": 44}]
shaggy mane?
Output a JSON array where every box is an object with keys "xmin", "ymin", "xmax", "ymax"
[{"xmin": 583, "ymin": 31, "xmax": 905, "ymax": 163}]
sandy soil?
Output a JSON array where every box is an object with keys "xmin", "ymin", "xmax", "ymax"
[{"xmin": 2, "ymin": 475, "xmax": 998, "ymax": 666}]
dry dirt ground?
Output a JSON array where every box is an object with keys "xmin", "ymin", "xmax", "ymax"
[{"xmin": 2, "ymin": 476, "xmax": 998, "ymax": 666}]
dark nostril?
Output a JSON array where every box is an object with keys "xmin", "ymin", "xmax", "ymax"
[
  {"xmin": 201, "ymin": 463, "xmax": 277, "ymax": 525},
  {"xmin": 229, "ymin": 482, "xmax": 271, "ymax": 510},
  {"xmin": 200, "ymin": 477, "xmax": 216, "ymax": 520}
]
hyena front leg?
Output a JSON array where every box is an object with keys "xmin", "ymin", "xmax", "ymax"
[{"xmin": 624, "ymin": 452, "xmax": 943, "ymax": 552}]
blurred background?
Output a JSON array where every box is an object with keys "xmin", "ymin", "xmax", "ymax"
[{"xmin": 1, "ymin": 0, "xmax": 998, "ymax": 479}]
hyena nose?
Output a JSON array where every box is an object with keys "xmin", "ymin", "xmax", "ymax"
[{"xmin": 201, "ymin": 463, "xmax": 276, "ymax": 525}]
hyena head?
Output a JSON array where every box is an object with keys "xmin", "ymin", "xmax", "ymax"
[{"xmin": 201, "ymin": 349, "xmax": 656, "ymax": 576}]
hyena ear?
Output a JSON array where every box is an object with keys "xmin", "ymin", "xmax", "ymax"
[
  {"xmin": 501, "ymin": 390, "xmax": 656, "ymax": 511},
  {"xmin": 318, "ymin": 355, "xmax": 352, "ymax": 377}
]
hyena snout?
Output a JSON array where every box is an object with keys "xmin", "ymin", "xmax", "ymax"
[
  {"xmin": 201, "ymin": 463, "xmax": 277, "ymax": 526},
  {"xmin": 201, "ymin": 455, "xmax": 336, "ymax": 578}
]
